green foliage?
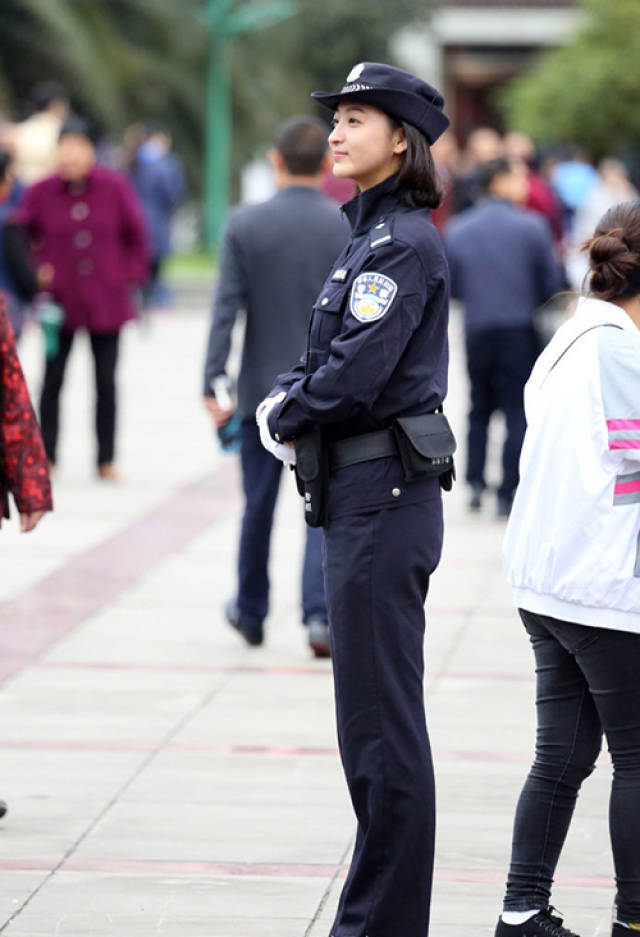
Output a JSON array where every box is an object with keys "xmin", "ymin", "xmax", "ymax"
[
  {"xmin": 231, "ymin": 0, "xmax": 430, "ymax": 167},
  {"xmin": 0, "ymin": 0, "xmax": 432, "ymax": 200},
  {"xmin": 500, "ymin": 0, "xmax": 640, "ymax": 159},
  {"xmin": 0, "ymin": 0, "xmax": 206, "ymax": 188}
]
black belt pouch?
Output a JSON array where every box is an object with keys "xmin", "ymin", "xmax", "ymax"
[
  {"xmin": 393, "ymin": 412, "xmax": 457, "ymax": 491},
  {"xmin": 294, "ymin": 426, "xmax": 328, "ymax": 527}
]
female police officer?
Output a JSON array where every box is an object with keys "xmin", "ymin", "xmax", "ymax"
[{"xmin": 257, "ymin": 62, "xmax": 453, "ymax": 937}]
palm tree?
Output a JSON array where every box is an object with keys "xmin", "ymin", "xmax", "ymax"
[{"xmin": 0, "ymin": 0, "xmax": 206, "ymax": 187}]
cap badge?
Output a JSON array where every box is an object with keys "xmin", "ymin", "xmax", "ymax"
[{"xmin": 346, "ymin": 63, "xmax": 365, "ymax": 84}]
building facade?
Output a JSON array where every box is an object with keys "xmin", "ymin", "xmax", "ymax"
[{"xmin": 394, "ymin": 0, "xmax": 582, "ymax": 140}]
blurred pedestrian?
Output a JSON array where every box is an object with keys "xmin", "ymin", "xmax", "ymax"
[
  {"xmin": 203, "ymin": 116, "xmax": 348, "ymax": 656},
  {"xmin": 452, "ymin": 126, "xmax": 503, "ymax": 214},
  {"xmin": 0, "ymin": 148, "xmax": 38, "ymax": 339},
  {"xmin": 129, "ymin": 124, "xmax": 185, "ymax": 307},
  {"xmin": 17, "ymin": 115, "xmax": 148, "ymax": 479},
  {"xmin": 0, "ymin": 294, "xmax": 53, "ymax": 820},
  {"xmin": 445, "ymin": 157, "xmax": 564, "ymax": 515},
  {"xmin": 12, "ymin": 81, "xmax": 69, "ymax": 186},
  {"xmin": 566, "ymin": 158, "xmax": 637, "ymax": 290},
  {"xmin": 430, "ymin": 128, "xmax": 461, "ymax": 230},
  {"xmin": 503, "ymin": 131, "xmax": 564, "ymax": 245},
  {"xmin": 497, "ymin": 201, "xmax": 640, "ymax": 937},
  {"xmin": 0, "ymin": 297, "xmax": 52, "ymax": 530},
  {"xmin": 550, "ymin": 147, "xmax": 598, "ymax": 232},
  {"xmin": 260, "ymin": 62, "xmax": 454, "ymax": 937}
]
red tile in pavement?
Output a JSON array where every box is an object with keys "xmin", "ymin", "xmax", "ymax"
[
  {"xmin": 0, "ymin": 857, "xmax": 614, "ymax": 891},
  {"xmin": 0, "ymin": 468, "xmax": 238, "ymax": 684}
]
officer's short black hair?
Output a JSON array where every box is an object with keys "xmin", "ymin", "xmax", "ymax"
[
  {"xmin": 477, "ymin": 157, "xmax": 513, "ymax": 193},
  {"xmin": 392, "ymin": 120, "xmax": 444, "ymax": 210},
  {"xmin": 274, "ymin": 117, "xmax": 329, "ymax": 176}
]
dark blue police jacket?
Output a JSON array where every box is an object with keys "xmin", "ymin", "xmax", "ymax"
[{"xmin": 268, "ymin": 173, "xmax": 450, "ymax": 518}]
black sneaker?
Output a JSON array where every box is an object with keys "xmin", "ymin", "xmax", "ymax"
[
  {"xmin": 495, "ymin": 909, "xmax": 581, "ymax": 937},
  {"xmin": 612, "ymin": 925, "xmax": 639, "ymax": 937},
  {"xmin": 224, "ymin": 598, "xmax": 264, "ymax": 647}
]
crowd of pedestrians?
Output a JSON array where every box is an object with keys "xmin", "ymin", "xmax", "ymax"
[
  {"xmin": 429, "ymin": 126, "xmax": 639, "ymax": 514},
  {"xmin": 0, "ymin": 66, "xmax": 640, "ymax": 937},
  {"xmin": 0, "ymin": 81, "xmax": 186, "ymax": 480}
]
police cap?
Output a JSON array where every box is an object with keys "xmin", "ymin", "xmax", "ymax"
[{"xmin": 311, "ymin": 62, "xmax": 449, "ymax": 145}]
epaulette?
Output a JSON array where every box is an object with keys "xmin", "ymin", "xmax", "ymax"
[{"xmin": 369, "ymin": 216, "xmax": 394, "ymax": 250}]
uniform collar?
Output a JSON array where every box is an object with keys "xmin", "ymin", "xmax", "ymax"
[{"xmin": 341, "ymin": 173, "xmax": 402, "ymax": 236}]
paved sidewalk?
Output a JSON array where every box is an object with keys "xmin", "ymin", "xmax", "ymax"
[{"xmin": 0, "ymin": 298, "xmax": 615, "ymax": 936}]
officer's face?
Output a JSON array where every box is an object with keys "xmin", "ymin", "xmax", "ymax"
[{"xmin": 329, "ymin": 103, "xmax": 406, "ymax": 192}]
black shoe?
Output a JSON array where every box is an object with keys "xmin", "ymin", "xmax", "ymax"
[
  {"xmin": 612, "ymin": 925, "xmax": 638, "ymax": 937},
  {"xmin": 469, "ymin": 483, "xmax": 483, "ymax": 511},
  {"xmin": 307, "ymin": 617, "xmax": 331, "ymax": 659},
  {"xmin": 495, "ymin": 909, "xmax": 581, "ymax": 937},
  {"xmin": 497, "ymin": 494, "xmax": 514, "ymax": 518},
  {"xmin": 0, "ymin": 799, "xmax": 8, "ymax": 818},
  {"xmin": 224, "ymin": 598, "xmax": 264, "ymax": 647}
]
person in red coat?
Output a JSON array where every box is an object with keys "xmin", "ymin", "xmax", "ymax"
[
  {"xmin": 17, "ymin": 115, "xmax": 148, "ymax": 479},
  {"xmin": 0, "ymin": 299, "xmax": 52, "ymax": 529}
]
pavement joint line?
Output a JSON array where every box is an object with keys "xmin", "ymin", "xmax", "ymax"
[
  {"xmin": 0, "ymin": 662, "xmax": 240, "ymax": 932},
  {"xmin": 0, "ymin": 464, "xmax": 240, "ymax": 691},
  {"xmin": 304, "ymin": 838, "xmax": 355, "ymax": 937}
]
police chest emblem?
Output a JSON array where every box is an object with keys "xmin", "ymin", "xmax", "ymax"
[{"xmin": 350, "ymin": 272, "xmax": 398, "ymax": 323}]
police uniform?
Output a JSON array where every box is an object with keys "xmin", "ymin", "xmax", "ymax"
[{"xmin": 265, "ymin": 63, "xmax": 451, "ymax": 937}]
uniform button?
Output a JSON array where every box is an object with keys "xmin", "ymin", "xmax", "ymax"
[
  {"xmin": 321, "ymin": 297, "xmax": 329, "ymax": 306},
  {"xmin": 74, "ymin": 230, "xmax": 92, "ymax": 248},
  {"xmin": 71, "ymin": 202, "xmax": 89, "ymax": 221},
  {"xmin": 77, "ymin": 258, "xmax": 94, "ymax": 276},
  {"xmin": 392, "ymin": 487, "xmax": 401, "ymax": 498}
]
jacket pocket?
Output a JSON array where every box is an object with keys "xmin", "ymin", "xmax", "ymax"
[{"xmin": 310, "ymin": 284, "xmax": 348, "ymax": 348}]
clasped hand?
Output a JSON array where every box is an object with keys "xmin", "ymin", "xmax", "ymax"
[{"xmin": 256, "ymin": 393, "xmax": 296, "ymax": 465}]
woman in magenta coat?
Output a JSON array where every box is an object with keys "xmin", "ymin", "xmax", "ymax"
[{"xmin": 17, "ymin": 115, "xmax": 148, "ymax": 479}]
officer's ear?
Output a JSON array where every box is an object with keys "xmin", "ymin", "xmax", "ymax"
[{"xmin": 392, "ymin": 127, "xmax": 407, "ymax": 156}]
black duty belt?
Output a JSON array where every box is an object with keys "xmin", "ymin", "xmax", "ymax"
[{"xmin": 329, "ymin": 429, "xmax": 398, "ymax": 471}]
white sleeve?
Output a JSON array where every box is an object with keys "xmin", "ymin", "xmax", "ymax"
[{"xmin": 599, "ymin": 328, "xmax": 640, "ymax": 463}]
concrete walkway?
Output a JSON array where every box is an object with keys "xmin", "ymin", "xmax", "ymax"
[{"xmin": 0, "ymin": 293, "xmax": 615, "ymax": 936}]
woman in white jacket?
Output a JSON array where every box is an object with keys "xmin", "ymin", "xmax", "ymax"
[{"xmin": 497, "ymin": 201, "xmax": 640, "ymax": 937}]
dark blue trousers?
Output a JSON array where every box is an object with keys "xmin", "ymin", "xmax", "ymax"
[
  {"xmin": 237, "ymin": 419, "xmax": 326, "ymax": 632},
  {"xmin": 324, "ymin": 496, "xmax": 443, "ymax": 937},
  {"xmin": 465, "ymin": 326, "xmax": 538, "ymax": 500}
]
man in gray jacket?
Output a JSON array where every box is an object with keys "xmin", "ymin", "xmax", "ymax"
[{"xmin": 203, "ymin": 116, "xmax": 348, "ymax": 655}]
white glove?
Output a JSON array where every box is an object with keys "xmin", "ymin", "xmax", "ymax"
[{"xmin": 256, "ymin": 393, "xmax": 296, "ymax": 465}]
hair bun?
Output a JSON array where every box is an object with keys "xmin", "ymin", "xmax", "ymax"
[{"xmin": 587, "ymin": 226, "xmax": 640, "ymax": 300}]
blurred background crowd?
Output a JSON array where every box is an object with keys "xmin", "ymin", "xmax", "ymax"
[{"xmin": 0, "ymin": 0, "xmax": 638, "ymax": 500}]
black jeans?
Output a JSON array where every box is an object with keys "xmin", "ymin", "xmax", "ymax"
[
  {"xmin": 465, "ymin": 326, "xmax": 538, "ymax": 501},
  {"xmin": 40, "ymin": 330, "xmax": 120, "ymax": 466},
  {"xmin": 504, "ymin": 609, "xmax": 640, "ymax": 921}
]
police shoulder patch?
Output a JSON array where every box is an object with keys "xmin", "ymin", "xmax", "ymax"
[{"xmin": 350, "ymin": 272, "xmax": 398, "ymax": 324}]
